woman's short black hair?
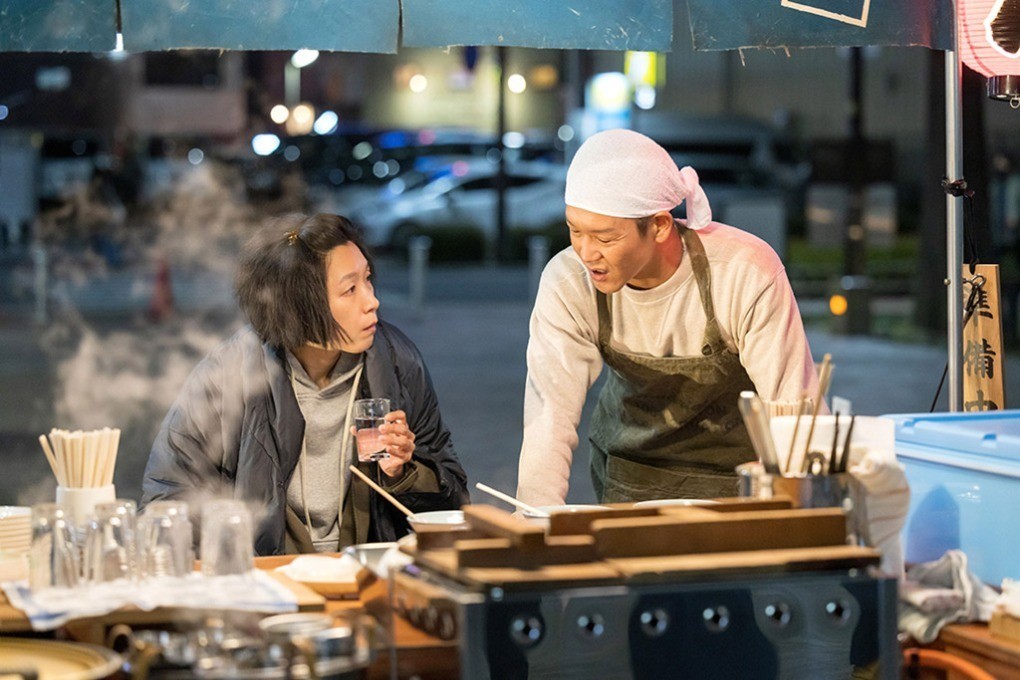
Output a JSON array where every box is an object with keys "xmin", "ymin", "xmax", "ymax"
[{"xmin": 235, "ymin": 213, "xmax": 372, "ymax": 350}]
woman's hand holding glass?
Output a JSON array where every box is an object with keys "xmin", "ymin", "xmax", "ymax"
[{"xmin": 352, "ymin": 409, "xmax": 415, "ymax": 477}]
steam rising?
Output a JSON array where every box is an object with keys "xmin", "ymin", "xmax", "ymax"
[{"xmin": 10, "ymin": 160, "xmax": 308, "ymax": 507}]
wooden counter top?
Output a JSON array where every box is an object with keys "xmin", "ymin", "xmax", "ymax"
[
  {"xmin": 938, "ymin": 622, "xmax": 1020, "ymax": 680},
  {"xmin": 0, "ymin": 555, "xmax": 458, "ymax": 679}
]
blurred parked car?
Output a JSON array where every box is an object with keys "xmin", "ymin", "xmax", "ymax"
[
  {"xmin": 351, "ymin": 159, "xmax": 566, "ymax": 249},
  {"xmin": 633, "ymin": 113, "xmax": 810, "ymax": 255},
  {"xmin": 38, "ymin": 136, "xmax": 101, "ymax": 204}
]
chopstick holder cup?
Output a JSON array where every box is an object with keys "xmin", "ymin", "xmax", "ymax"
[{"xmin": 56, "ymin": 484, "xmax": 116, "ymax": 528}]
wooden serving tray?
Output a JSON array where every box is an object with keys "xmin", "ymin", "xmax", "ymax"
[
  {"xmin": 255, "ymin": 554, "xmax": 370, "ymax": 601},
  {"xmin": 403, "ymin": 502, "xmax": 880, "ymax": 590}
]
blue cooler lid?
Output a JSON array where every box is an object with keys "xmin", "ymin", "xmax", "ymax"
[{"xmin": 886, "ymin": 410, "xmax": 1020, "ymax": 462}]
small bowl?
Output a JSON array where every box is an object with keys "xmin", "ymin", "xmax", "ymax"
[
  {"xmin": 633, "ymin": 498, "xmax": 720, "ymax": 509},
  {"xmin": 521, "ymin": 504, "xmax": 609, "ymax": 527},
  {"xmin": 522, "ymin": 504, "xmax": 608, "ymax": 518},
  {"xmin": 407, "ymin": 510, "xmax": 468, "ymax": 532}
]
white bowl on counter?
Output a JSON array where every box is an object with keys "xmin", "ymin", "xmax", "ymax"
[
  {"xmin": 406, "ymin": 510, "xmax": 468, "ymax": 532},
  {"xmin": 521, "ymin": 504, "xmax": 609, "ymax": 527},
  {"xmin": 522, "ymin": 504, "xmax": 608, "ymax": 518}
]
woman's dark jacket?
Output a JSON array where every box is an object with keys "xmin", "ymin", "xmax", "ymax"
[{"xmin": 140, "ymin": 322, "xmax": 469, "ymax": 556}]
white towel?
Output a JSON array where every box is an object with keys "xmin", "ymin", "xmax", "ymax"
[
  {"xmin": 850, "ymin": 449, "xmax": 910, "ymax": 578},
  {"xmin": 899, "ymin": 549, "xmax": 998, "ymax": 644},
  {"xmin": 2, "ymin": 571, "xmax": 297, "ymax": 631},
  {"xmin": 995, "ymin": 579, "xmax": 1020, "ymax": 618}
]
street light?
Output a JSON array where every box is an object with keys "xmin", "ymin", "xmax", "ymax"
[
  {"xmin": 285, "ymin": 50, "xmax": 319, "ymax": 108},
  {"xmin": 290, "ymin": 49, "xmax": 319, "ymax": 70}
]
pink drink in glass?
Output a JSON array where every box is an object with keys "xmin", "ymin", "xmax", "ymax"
[{"xmin": 355, "ymin": 420, "xmax": 389, "ymax": 461}]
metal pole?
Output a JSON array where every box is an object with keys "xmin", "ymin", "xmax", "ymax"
[
  {"xmin": 528, "ymin": 235, "xmax": 549, "ymax": 302},
  {"xmin": 495, "ymin": 46, "xmax": 508, "ymax": 264},
  {"xmin": 31, "ymin": 242, "xmax": 48, "ymax": 325},
  {"xmin": 408, "ymin": 235, "xmax": 432, "ymax": 318},
  {"xmin": 284, "ymin": 62, "xmax": 300, "ymax": 108},
  {"xmin": 945, "ymin": 7, "xmax": 964, "ymax": 412}
]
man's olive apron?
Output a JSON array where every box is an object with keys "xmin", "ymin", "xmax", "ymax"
[{"xmin": 589, "ymin": 224, "xmax": 755, "ymax": 503}]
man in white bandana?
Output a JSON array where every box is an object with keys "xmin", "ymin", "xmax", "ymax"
[{"xmin": 516, "ymin": 129, "xmax": 819, "ymax": 506}]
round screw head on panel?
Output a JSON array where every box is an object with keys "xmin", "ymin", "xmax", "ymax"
[
  {"xmin": 825, "ymin": 599, "xmax": 852, "ymax": 624},
  {"xmin": 509, "ymin": 615, "xmax": 544, "ymax": 647},
  {"xmin": 764, "ymin": 602, "xmax": 792, "ymax": 627},
  {"xmin": 577, "ymin": 614, "xmax": 605, "ymax": 638},
  {"xmin": 703, "ymin": 606, "xmax": 731, "ymax": 633},
  {"xmin": 639, "ymin": 609, "xmax": 669, "ymax": 637}
]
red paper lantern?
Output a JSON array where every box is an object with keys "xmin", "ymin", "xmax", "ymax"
[{"xmin": 959, "ymin": 0, "xmax": 1020, "ymax": 102}]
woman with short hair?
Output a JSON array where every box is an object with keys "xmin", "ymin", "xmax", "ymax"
[{"xmin": 141, "ymin": 213, "xmax": 469, "ymax": 555}]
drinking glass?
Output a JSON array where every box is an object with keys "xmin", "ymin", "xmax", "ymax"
[
  {"xmin": 201, "ymin": 500, "xmax": 254, "ymax": 577},
  {"xmin": 354, "ymin": 398, "xmax": 392, "ymax": 461},
  {"xmin": 138, "ymin": 500, "xmax": 194, "ymax": 578},
  {"xmin": 83, "ymin": 499, "xmax": 138, "ymax": 583},
  {"xmin": 29, "ymin": 503, "xmax": 80, "ymax": 593}
]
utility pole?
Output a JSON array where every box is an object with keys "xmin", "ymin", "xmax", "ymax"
[
  {"xmin": 835, "ymin": 47, "xmax": 872, "ymax": 335},
  {"xmin": 494, "ymin": 46, "xmax": 508, "ymax": 263}
]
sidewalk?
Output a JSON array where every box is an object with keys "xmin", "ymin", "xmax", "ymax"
[{"xmin": 0, "ymin": 257, "xmax": 1013, "ymax": 508}]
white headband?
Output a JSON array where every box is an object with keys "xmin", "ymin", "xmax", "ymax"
[{"xmin": 564, "ymin": 128, "xmax": 713, "ymax": 230}]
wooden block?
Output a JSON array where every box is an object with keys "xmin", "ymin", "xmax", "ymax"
[
  {"xmin": 454, "ymin": 535, "xmax": 598, "ymax": 569},
  {"xmin": 701, "ymin": 497, "xmax": 795, "ymax": 512},
  {"xmin": 414, "ymin": 527, "xmax": 488, "ymax": 551},
  {"xmin": 462, "ymin": 504, "xmax": 545, "ymax": 548},
  {"xmin": 608, "ymin": 545, "xmax": 880, "ymax": 579},
  {"xmin": 990, "ymin": 611, "xmax": 1020, "ymax": 645},
  {"xmin": 547, "ymin": 507, "xmax": 661, "ymax": 536},
  {"xmin": 455, "ymin": 562, "xmax": 622, "ymax": 590},
  {"xmin": 593, "ymin": 508, "xmax": 848, "ymax": 558}
]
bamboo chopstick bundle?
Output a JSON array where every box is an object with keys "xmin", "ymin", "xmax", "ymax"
[{"xmin": 39, "ymin": 427, "xmax": 122, "ymax": 488}]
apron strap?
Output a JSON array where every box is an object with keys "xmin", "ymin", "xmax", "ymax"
[
  {"xmin": 678, "ymin": 223, "xmax": 726, "ymax": 352},
  {"xmin": 596, "ymin": 289, "xmax": 613, "ymax": 348}
]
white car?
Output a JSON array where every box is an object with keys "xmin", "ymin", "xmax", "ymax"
[{"xmin": 350, "ymin": 159, "xmax": 566, "ymax": 249}]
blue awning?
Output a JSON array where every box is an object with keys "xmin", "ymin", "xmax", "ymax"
[
  {"xmin": 0, "ymin": 0, "xmax": 117, "ymax": 52},
  {"xmin": 402, "ymin": 0, "xmax": 672, "ymax": 51},
  {"xmin": 120, "ymin": 0, "xmax": 399, "ymax": 53},
  {"xmin": 685, "ymin": 0, "xmax": 954, "ymax": 51}
]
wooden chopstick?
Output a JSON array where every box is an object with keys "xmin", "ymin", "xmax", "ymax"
[
  {"xmin": 801, "ymin": 353, "xmax": 833, "ymax": 468},
  {"xmin": 37, "ymin": 434, "xmax": 60, "ymax": 483},
  {"xmin": 474, "ymin": 482, "xmax": 546, "ymax": 516},
  {"xmin": 783, "ymin": 396, "xmax": 807, "ymax": 475},
  {"xmin": 348, "ymin": 465, "xmax": 412, "ymax": 517},
  {"xmin": 43, "ymin": 427, "xmax": 120, "ymax": 488}
]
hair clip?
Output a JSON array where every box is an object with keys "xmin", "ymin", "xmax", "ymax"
[{"xmin": 285, "ymin": 230, "xmax": 299, "ymax": 245}]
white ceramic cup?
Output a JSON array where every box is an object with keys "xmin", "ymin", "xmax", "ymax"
[{"xmin": 55, "ymin": 484, "xmax": 116, "ymax": 527}]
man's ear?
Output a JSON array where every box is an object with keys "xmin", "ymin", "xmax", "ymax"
[{"xmin": 652, "ymin": 211, "xmax": 675, "ymax": 243}]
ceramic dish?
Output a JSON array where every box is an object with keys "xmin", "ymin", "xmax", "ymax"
[
  {"xmin": 275, "ymin": 554, "xmax": 364, "ymax": 599},
  {"xmin": 0, "ymin": 638, "xmax": 121, "ymax": 680},
  {"xmin": 343, "ymin": 541, "xmax": 411, "ymax": 579},
  {"xmin": 522, "ymin": 504, "xmax": 608, "ymax": 518},
  {"xmin": 406, "ymin": 510, "xmax": 467, "ymax": 532}
]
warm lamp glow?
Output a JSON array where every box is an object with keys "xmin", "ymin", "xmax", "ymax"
[
  {"xmin": 829, "ymin": 294, "xmax": 849, "ymax": 317},
  {"xmin": 959, "ymin": 0, "xmax": 1020, "ymax": 102}
]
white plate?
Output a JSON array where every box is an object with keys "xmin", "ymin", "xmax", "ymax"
[
  {"xmin": 633, "ymin": 498, "xmax": 721, "ymax": 508},
  {"xmin": 407, "ymin": 510, "xmax": 467, "ymax": 530},
  {"xmin": 343, "ymin": 541, "xmax": 408, "ymax": 578},
  {"xmin": 276, "ymin": 554, "xmax": 361, "ymax": 583},
  {"xmin": 0, "ymin": 507, "xmax": 30, "ymax": 520},
  {"xmin": 522, "ymin": 504, "xmax": 608, "ymax": 518}
]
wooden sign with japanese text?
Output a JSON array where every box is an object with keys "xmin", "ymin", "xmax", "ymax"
[{"xmin": 963, "ymin": 264, "xmax": 1006, "ymax": 411}]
